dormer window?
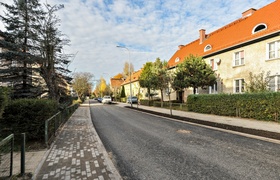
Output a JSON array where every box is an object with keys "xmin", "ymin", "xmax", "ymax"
[
  {"xmin": 204, "ymin": 44, "xmax": 212, "ymax": 52},
  {"xmin": 252, "ymin": 23, "xmax": 267, "ymax": 34},
  {"xmin": 175, "ymin": 57, "xmax": 180, "ymax": 63}
]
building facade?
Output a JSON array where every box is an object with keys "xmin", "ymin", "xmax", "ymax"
[{"xmin": 167, "ymin": 0, "xmax": 280, "ymax": 102}]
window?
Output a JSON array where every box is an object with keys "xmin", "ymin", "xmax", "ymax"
[
  {"xmin": 165, "ymin": 88, "xmax": 170, "ymax": 95},
  {"xmin": 175, "ymin": 57, "xmax": 180, "ymax": 63},
  {"xmin": 209, "ymin": 82, "xmax": 218, "ymax": 94},
  {"xmin": 204, "ymin": 44, "xmax": 212, "ymax": 52},
  {"xmin": 234, "ymin": 79, "xmax": 245, "ymax": 93},
  {"xmin": 268, "ymin": 75, "xmax": 280, "ymax": 92},
  {"xmin": 252, "ymin": 23, "xmax": 267, "ymax": 34},
  {"xmin": 267, "ymin": 41, "xmax": 280, "ymax": 59},
  {"xmin": 233, "ymin": 50, "xmax": 244, "ymax": 66},
  {"xmin": 209, "ymin": 59, "xmax": 217, "ymax": 70}
]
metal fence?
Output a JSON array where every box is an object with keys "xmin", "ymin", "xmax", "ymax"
[
  {"xmin": 45, "ymin": 103, "xmax": 79, "ymax": 147},
  {"xmin": 0, "ymin": 134, "xmax": 14, "ymax": 179}
]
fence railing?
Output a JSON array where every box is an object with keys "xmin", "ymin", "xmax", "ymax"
[
  {"xmin": 0, "ymin": 134, "xmax": 14, "ymax": 179},
  {"xmin": 45, "ymin": 103, "xmax": 79, "ymax": 147}
]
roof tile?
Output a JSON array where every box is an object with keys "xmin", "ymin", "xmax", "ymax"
[{"xmin": 168, "ymin": 0, "xmax": 280, "ymax": 67}]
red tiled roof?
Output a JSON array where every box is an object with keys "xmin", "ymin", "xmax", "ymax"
[
  {"xmin": 168, "ymin": 0, "xmax": 280, "ymax": 67},
  {"xmin": 110, "ymin": 73, "xmax": 124, "ymax": 88},
  {"xmin": 112, "ymin": 73, "xmax": 123, "ymax": 79},
  {"xmin": 121, "ymin": 69, "xmax": 142, "ymax": 85}
]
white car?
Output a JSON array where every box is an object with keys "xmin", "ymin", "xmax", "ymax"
[{"xmin": 102, "ymin": 96, "xmax": 112, "ymax": 104}]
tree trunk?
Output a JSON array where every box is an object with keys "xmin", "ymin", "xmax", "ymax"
[
  {"xmin": 160, "ymin": 88, "xmax": 164, "ymax": 108},
  {"xmin": 193, "ymin": 87, "xmax": 196, "ymax": 94},
  {"xmin": 168, "ymin": 93, "xmax": 172, "ymax": 116}
]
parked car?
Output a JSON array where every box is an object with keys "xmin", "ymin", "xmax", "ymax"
[
  {"xmin": 127, "ymin": 96, "xmax": 138, "ymax": 104},
  {"xmin": 97, "ymin": 97, "xmax": 103, "ymax": 103},
  {"xmin": 102, "ymin": 96, "xmax": 112, "ymax": 104}
]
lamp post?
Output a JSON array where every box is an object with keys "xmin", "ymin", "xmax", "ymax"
[{"xmin": 117, "ymin": 45, "xmax": 132, "ymax": 107}]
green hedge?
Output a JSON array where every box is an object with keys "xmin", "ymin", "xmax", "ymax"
[
  {"xmin": 0, "ymin": 87, "xmax": 11, "ymax": 118},
  {"xmin": 0, "ymin": 99, "xmax": 59, "ymax": 141},
  {"xmin": 140, "ymin": 99, "xmax": 159, "ymax": 106},
  {"xmin": 187, "ymin": 92, "xmax": 280, "ymax": 122},
  {"xmin": 153, "ymin": 101, "xmax": 188, "ymax": 111}
]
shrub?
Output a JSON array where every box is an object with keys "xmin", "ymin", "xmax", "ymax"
[
  {"xmin": 0, "ymin": 99, "xmax": 59, "ymax": 141},
  {"xmin": 0, "ymin": 87, "xmax": 11, "ymax": 118},
  {"xmin": 187, "ymin": 92, "xmax": 280, "ymax": 122}
]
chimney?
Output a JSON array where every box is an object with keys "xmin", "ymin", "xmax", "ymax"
[
  {"xmin": 242, "ymin": 8, "xmax": 256, "ymax": 18},
  {"xmin": 199, "ymin": 29, "xmax": 206, "ymax": 44},
  {"xmin": 178, "ymin": 45, "xmax": 185, "ymax": 50}
]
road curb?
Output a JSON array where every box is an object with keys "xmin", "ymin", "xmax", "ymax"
[
  {"xmin": 126, "ymin": 106, "xmax": 280, "ymax": 140},
  {"xmin": 88, "ymin": 104, "xmax": 123, "ymax": 180}
]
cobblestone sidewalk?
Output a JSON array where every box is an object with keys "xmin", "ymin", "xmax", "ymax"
[{"xmin": 34, "ymin": 105, "xmax": 121, "ymax": 180}]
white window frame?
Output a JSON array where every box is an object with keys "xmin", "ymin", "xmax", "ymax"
[
  {"xmin": 204, "ymin": 44, "xmax": 212, "ymax": 52},
  {"xmin": 233, "ymin": 50, "xmax": 244, "ymax": 66},
  {"xmin": 252, "ymin": 23, "xmax": 267, "ymax": 34},
  {"xmin": 268, "ymin": 75, "xmax": 280, "ymax": 92},
  {"xmin": 266, "ymin": 40, "xmax": 280, "ymax": 60},
  {"xmin": 209, "ymin": 82, "xmax": 218, "ymax": 94},
  {"xmin": 234, "ymin": 79, "xmax": 245, "ymax": 93}
]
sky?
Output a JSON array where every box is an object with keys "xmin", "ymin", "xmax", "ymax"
[{"xmin": 0, "ymin": 0, "xmax": 275, "ymax": 84}]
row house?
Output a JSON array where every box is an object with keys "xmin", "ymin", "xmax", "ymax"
[
  {"xmin": 166, "ymin": 0, "xmax": 280, "ymax": 102},
  {"xmin": 110, "ymin": 73, "xmax": 125, "ymax": 100},
  {"xmin": 121, "ymin": 69, "xmax": 143, "ymax": 98},
  {"xmin": 121, "ymin": 68, "xmax": 162, "ymax": 100}
]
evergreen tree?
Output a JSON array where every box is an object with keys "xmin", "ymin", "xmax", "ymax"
[
  {"xmin": 0, "ymin": 0, "xmax": 46, "ymax": 98},
  {"xmin": 120, "ymin": 85, "xmax": 126, "ymax": 98},
  {"xmin": 0, "ymin": 1, "xmax": 72, "ymax": 101}
]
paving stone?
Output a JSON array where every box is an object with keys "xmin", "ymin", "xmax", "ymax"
[{"xmin": 34, "ymin": 103, "xmax": 121, "ymax": 180}]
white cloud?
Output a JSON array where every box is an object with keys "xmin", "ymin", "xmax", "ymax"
[{"xmin": 0, "ymin": 0, "xmax": 275, "ymax": 83}]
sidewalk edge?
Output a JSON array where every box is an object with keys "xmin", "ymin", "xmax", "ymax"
[
  {"xmin": 126, "ymin": 106, "xmax": 280, "ymax": 140},
  {"xmin": 88, "ymin": 105, "xmax": 123, "ymax": 180}
]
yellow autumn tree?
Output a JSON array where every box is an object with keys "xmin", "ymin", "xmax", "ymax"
[{"xmin": 100, "ymin": 78, "xmax": 107, "ymax": 96}]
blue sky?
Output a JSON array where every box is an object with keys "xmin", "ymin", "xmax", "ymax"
[{"xmin": 0, "ymin": 0, "xmax": 274, "ymax": 83}]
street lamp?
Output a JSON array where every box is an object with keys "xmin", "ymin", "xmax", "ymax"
[{"xmin": 116, "ymin": 45, "xmax": 132, "ymax": 107}]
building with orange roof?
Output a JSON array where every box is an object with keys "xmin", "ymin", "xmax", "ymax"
[
  {"xmin": 167, "ymin": 0, "xmax": 280, "ymax": 102},
  {"xmin": 121, "ymin": 69, "xmax": 143, "ymax": 98},
  {"xmin": 110, "ymin": 73, "xmax": 125, "ymax": 100}
]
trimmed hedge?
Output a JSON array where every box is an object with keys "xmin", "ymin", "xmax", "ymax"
[
  {"xmin": 140, "ymin": 99, "xmax": 160, "ymax": 106},
  {"xmin": 0, "ymin": 99, "xmax": 59, "ymax": 141},
  {"xmin": 153, "ymin": 101, "xmax": 188, "ymax": 111},
  {"xmin": 187, "ymin": 92, "xmax": 280, "ymax": 122}
]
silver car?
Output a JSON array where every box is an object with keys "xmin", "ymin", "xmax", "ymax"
[
  {"xmin": 102, "ymin": 96, "xmax": 112, "ymax": 104},
  {"xmin": 127, "ymin": 96, "xmax": 138, "ymax": 104}
]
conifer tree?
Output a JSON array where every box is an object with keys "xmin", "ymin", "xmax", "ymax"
[
  {"xmin": 0, "ymin": 0, "xmax": 46, "ymax": 98},
  {"xmin": 120, "ymin": 85, "xmax": 126, "ymax": 98},
  {"xmin": 0, "ymin": 1, "xmax": 72, "ymax": 101}
]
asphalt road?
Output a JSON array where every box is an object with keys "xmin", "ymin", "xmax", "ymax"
[{"xmin": 89, "ymin": 101, "xmax": 280, "ymax": 180}]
